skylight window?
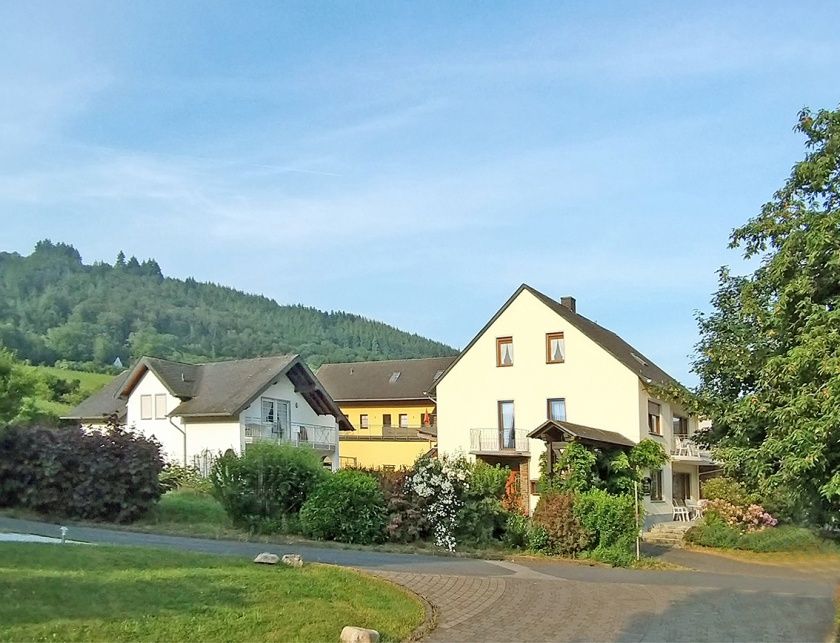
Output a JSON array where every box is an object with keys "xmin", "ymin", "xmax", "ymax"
[
  {"xmin": 389, "ymin": 371, "xmax": 401, "ymax": 384},
  {"xmin": 433, "ymin": 369, "xmax": 444, "ymax": 380},
  {"xmin": 631, "ymin": 353, "xmax": 648, "ymax": 366}
]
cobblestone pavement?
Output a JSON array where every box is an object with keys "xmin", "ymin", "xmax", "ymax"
[
  {"xmin": 373, "ymin": 558, "xmax": 836, "ymax": 642},
  {"xmin": 1, "ymin": 516, "xmax": 836, "ymax": 642}
]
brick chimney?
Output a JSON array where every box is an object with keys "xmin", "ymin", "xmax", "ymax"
[{"xmin": 560, "ymin": 296, "xmax": 576, "ymax": 313}]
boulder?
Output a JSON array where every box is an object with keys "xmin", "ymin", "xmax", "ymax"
[
  {"xmin": 281, "ymin": 553, "xmax": 303, "ymax": 568},
  {"xmin": 340, "ymin": 626, "xmax": 380, "ymax": 643},
  {"xmin": 253, "ymin": 552, "xmax": 280, "ymax": 565}
]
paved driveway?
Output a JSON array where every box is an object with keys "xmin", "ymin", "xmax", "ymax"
[{"xmin": 1, "ymin": 516, "xmax": 836, "ymax": 642}]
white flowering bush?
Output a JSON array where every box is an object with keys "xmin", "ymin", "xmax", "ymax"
[{"xmin": 407, "ymin": 454, "xmax": 471, "ymax": 551}]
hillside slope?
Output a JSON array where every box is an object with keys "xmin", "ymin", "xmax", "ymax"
[{"xmin": 0, "ymin": 241, "xmax": 456, "ymax": 369}]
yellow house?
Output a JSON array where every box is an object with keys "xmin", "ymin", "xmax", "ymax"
[
  {"xmin": 316, "ymin": 356, "xmax": 457, "ymax": 469},
  {"xmin": 434, "ymin": 284, "xmax": 710, "ymax": 525}
]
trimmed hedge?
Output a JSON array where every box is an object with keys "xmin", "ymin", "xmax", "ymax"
[
  {"xmin": 0, "ymin": 423, "xmax": 163, "ymax": 522},
  {"xmin": 299, "ymin": 470, "xmax": 387, "ymax": 544},
  {"xmin": 210, "ymin": 443, "xmax": 327, "ymax": 532}
]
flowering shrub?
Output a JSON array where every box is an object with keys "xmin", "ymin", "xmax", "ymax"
[
  {"xmin": 701, "ymin": 498, "xmax": 778, "ymax": 531},
  {"xmin": 501, "ymin": 471, "xmax": 524, "ymax": 514},
  {"xmin": 406, "ymin": 454, "xmax": 470, "ymax": 550}
]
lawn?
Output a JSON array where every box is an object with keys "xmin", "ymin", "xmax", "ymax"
[
  {"xmin": 0, "ymin": 543, "xmax": 425, "ymax": 642},
  {"xmin": 23, "ymin": 365, "xmax": 113, "ymax": 417}
]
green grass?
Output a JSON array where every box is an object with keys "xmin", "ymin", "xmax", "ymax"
[
  {"xmin": 23, "ymin": 365, "xmax": 113, "ymax": 417},
  {"xmin": 144, "ymin": 489, "xmax": 231, "ymax": 526},
  {"xmin": 0, "ymin": 543, "xmax": 425, "ymax": 642},
  {"xmin": 686, "ymin": 520, "xmax": 838, "ymax": 554}
]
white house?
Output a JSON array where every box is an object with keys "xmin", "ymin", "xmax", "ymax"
[
  {"xmin": 433, "ymin": 284, "xmax": 714, "ymax": 526},
  {"xmin": 64, "ymin": 355, "xmax": 352, "ymax": 472}
]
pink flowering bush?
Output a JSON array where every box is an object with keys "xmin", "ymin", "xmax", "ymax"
[{"xmin": 701, "ymin": 498, "xmax": 778, "ymax": 532}]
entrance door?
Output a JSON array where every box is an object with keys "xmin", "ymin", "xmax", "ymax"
[
  {"xmin": 498, "ymin": 401, "xmax": 515, "ymax": 450},
  {"xmin": 672, "ymin": 472, "xmax": 691, "ymax": 503}
]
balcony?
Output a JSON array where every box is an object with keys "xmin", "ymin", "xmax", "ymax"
[
  {"xmin": 469, "ymin": 428, "xmax": 529, "ymax": 455},
  {"xmin": 243, "ymin": 419, "xmax": 337, "ymax": 451},
  {"xmin": 672, "ymin": 436, "xmax": 714, "ymax": 462}
]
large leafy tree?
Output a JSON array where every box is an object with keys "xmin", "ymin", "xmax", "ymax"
[
  {"xmin": 694, "ymin": 107, "xmax": 840, "ymax": 524},
  {"xmin": 0, "ymin": 347, "xmax": 38, "ymax": 427}
]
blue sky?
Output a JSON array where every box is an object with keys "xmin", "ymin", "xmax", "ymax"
[{"xmin": 2, "ymin": 1, "xmax": 839, "ymax": 383}]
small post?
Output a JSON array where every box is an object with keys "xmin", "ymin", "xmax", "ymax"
[
  {"xmin": 60, "ymin": 526, "xmax": 68, "ymax": 544},
  {"xmin": 634, "ymin": 482, "xmax": 640, "ymax": 562}
]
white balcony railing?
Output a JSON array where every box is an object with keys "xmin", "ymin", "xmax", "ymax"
[
  {"xmin": 672, "ymin": 436, "xmax": 713, "ymax": 461},
  {"xmin": 243, "ymin": 419, "xmax": 337, "ymax": 451},
  {"xmin": 469, "ymin": 428, "xmax": 529, "ymax": 454}
]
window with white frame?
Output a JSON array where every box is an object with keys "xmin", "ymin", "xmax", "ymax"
[
  {"xmin": 154, "ymin": 394, "xmax": 167, "ymax": 419},
  {"xmin": 140, "ymin": 395, "xmax": 153, "ymax": 420},
  {"xmin": 399, "ymin": 413, "xmax": 409, "ymax": 428}
]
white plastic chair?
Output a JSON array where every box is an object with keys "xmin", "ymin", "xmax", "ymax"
[{"xmin": 673, "ymin": 506, "xmax": 691, "ymax": 522}]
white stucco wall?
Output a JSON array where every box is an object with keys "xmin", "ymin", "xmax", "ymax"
[
  {"xmin": 124, "ymin": 367, "xmax": 340, "ymax": 469},
  {"xmin": 238, "ymin": 376, "xmax": 340, "ymax": 470},
  {"xmin": 125, "ymin": 370, "xmax": 186, "ymax": 464}
]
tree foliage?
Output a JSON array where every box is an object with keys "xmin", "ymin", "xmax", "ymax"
[
  {"xmin": 694, "ymin": 106, "xmax": 840, "ymax": 524},
  {"xmin": 0, "ymin": 240, "xmax": 456, "ymax": 369},
  {"xmin": 0, "ymin": 346, "xmax": 38, "ymax": 427}
]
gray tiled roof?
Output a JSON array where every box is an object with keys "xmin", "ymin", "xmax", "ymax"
[
  {"xmin": 170, "ymin": 355, "xmax": 297, "ymax": 416},
  {"xmin": 525, "ymin": 286, "xmax": 677, "ymax": 387},
  {"xmin": 64, "ymin": 354, "xmax": 350, "ymax": 429},
  {"xmin": 316, "ymin": 356, "xmax": 457, "ymax": 401},
  {"xmin": 62, "ymin": 370, "xmax": 129, "ymax": 421}
]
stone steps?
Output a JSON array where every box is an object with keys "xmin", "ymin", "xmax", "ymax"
[{"xmin": 642, "ymin": 521, "xmax": 693, "ymax": 547}]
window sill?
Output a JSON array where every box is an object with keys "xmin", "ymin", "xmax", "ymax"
[
  {"xmin": 648, "ymin": 432, "xmax": 663, "ymax": 437},
  {"xmin": 546, "ymin": 361, "xmax": 565, "ymax": 365},
  {"xmin": 649, "ymin": 499, "xmax": 666, "ymax": 503}
]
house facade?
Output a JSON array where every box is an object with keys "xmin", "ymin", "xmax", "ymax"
[
  {"xmin": 435, "ymin": 284, "xmax": 712, "ymax": 525},
  {"xmin": 316, "ymin": 356, "xmax": 456, "ymax": 469},
  {"xmin": 64, "ymin": 355, "xmax": 351, "ymax": 472}
]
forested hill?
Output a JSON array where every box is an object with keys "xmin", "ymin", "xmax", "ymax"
[{"xmin": 0, "ymin": 240, "xmax": 456, "ymax": 370}]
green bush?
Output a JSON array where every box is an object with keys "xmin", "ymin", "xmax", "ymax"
[
  {"xmin": 470, "ymin": 461, "xmax": 510, "ymax": 499},
  {"xmin": 687, "ymin": 516, "xmax": 826, "ymax": 552},
  {"xmin": 0, "ymin": 422, "xmax": 163, "ymax": 522},
  {"xmin": 531, "ymin": 491, "xmax": 589, "ymax": 556},
  {"xmin": 210, "ymin": 443, "xmax": 327, "ymax": 531},
  {"xmin": 146, "ymin": 489, "xmax": 229, "ymax": 525},
  {"xmin": 159, "ymin": 463, "xmax": 212, "ymax": 494},
  {"xmin": 574, "ymin": 489, "xmax": 638, "ymax": 567},
  {"xmin": 456, "ymin": 497, "xmax": 507, "ymax": 546},
  {"xmin": 737, "ymin": 525, "xmax": 823, "ymax": 552},
  {"xmin": 701, "ymin": 477, "xmax": 757, "ymax": 506},
  {"xmin": 527, "ymin": 523, "xmax": 552, "ymax": 552},
  {"xmin": 503, "ymin": 512, "xmax": 530, "ymax": 549},
  {"xmin": 299, "ymin": 470, "xmax": 387, "ymax": 544}
]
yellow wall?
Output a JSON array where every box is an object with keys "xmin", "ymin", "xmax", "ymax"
[
  {"xmin": 338, "ymin": 401, "xmax": 436, "ymax": 468},
  {"xmin": 339, "ymin": 438, "xmax": 434, "ymax": 469},
  {"xmin": 338, "ymin": 401, "xmax": 436, "ymax": 436}
]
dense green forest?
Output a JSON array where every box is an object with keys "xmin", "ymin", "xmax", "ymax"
[{"xmin": 0, "ymin": 240, "xmax": 456, "ymax": 370}]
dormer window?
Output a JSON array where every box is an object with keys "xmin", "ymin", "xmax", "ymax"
[
  {"xmin": 546, "ymin": 332, "xmax": 565, "ymax": 363},
  {"xmin": 496, "ymin": 337, "xmax": 513, "ymax": 367}
]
